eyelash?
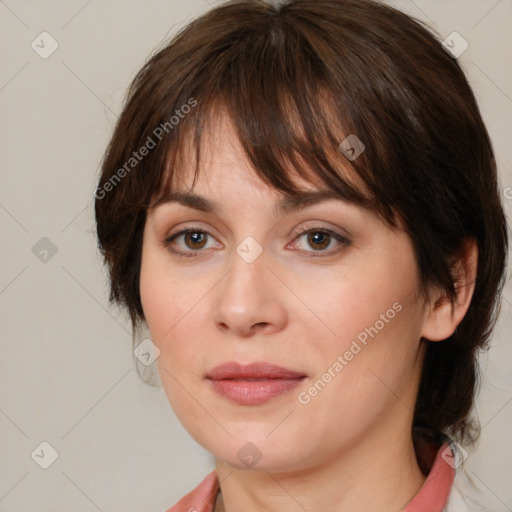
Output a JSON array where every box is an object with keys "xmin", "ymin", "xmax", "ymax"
[{"xmin": 161, "ymin": 225, "xmax": 350, "ymax": 259}]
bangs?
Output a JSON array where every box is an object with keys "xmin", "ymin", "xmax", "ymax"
[
  {"xmin": 155, "ymin": 93, "xmax": 378, "ymax": 213},
  {"xmin": 146, "ymin": 7, "xmax": 397, "ymax": 226}
]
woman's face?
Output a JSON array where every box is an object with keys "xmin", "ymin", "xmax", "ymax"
[{"xmin": 139, "ymin": 115, "xmax": 431, "ymax": 472}]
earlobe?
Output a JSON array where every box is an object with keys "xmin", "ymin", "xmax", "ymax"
[{"xmin": 420, "ymin": 238, "xmax": 478, "ymax": 342}]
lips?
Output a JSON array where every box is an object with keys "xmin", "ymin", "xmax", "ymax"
[
  {"xmin": 206, "ymin": 361, "xmax": 307, "ymax": 405},
  {"xmin": 207, "ymin": 361, "xmax": 306, "ymax": 380}
]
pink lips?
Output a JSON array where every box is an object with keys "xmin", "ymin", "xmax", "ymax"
[{"xmin": 206, "ymin": 361, "xmax": 306, "ymax": 405}]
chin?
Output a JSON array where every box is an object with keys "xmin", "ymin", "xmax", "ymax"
[{"xmin": 199, "ymin": 433, "xmax": 310, "ymax": 473}]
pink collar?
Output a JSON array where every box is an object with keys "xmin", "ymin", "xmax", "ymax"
[
  {"xmin": 405, "ymin": 441, "xmax": 455, "ymax": 511},
  {"xmin": 167, "ymin": 470, "xmax": 219, "ymax": 512},
  {"xmin": 166, "ymin": 441, "xmax": 455, "ymax": 512}
]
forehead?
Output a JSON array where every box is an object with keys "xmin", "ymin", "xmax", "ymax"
[
  {"xmin": 147, "ymin": 110, "xmax": 404, "ymax": 232},
  {"xmin": 158, "ymin": 108, "xmax": 370, "ymax": 207}
]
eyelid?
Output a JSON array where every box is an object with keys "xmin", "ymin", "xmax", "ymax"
[{"xmin": 292, "ymin": 221, "xmax": 351, "ymax": 239}]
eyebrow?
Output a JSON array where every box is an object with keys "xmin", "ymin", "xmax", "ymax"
[{"xmin": 150, "ymin": 190, "xmax": 357, "ymax": 217}]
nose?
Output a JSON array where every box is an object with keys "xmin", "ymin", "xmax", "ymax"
[{"xmin": 213, "ymin": 243, "xmax": 288, "ymax": 338}]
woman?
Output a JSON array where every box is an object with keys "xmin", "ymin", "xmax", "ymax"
[{"xmin": 94, "ymin": 0, "xmax": 508, "ymax": 510}]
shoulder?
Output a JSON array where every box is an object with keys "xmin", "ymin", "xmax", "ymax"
[
  {"xmin": 165, "ymin": 470, "xmax": 219, "ymax": 512},
  {"xmin": 413, "ymin": 429, "xmax": 509, "ymax": 512},
  {"xmin": 444, "ymin": 466, "xmax": 509, "ymax": 512}
]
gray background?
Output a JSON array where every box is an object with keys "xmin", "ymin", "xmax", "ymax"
[{"xmin": 1, "ymin": 1, "xmax": 511, "ymax": 511}]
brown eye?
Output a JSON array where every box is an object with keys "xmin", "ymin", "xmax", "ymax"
[
  {"xmin": 183, "ymin": 231, "xmax": 208, "ymax": 250},
  {"xmin": 306, "ymin": 231, "xmax": 331, "ymax": 251},
  {"xmin": 292, "ymin": 227, "xmax": 350, "ymax": 257},
  {"xmin": 163, "ymin": 228, "xmax": 219, "ymax": 258}
]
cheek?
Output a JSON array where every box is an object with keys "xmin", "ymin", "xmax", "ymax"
[
  {"xmin": 294, "ymin": 307, "xmax": 423, "ymax": 450},
  {"xmin": 139, "ymin": 248, "xmax": 200, "ymax": 366},
  {"xmin": 140, "ymin": 234, "xmax": 192, "ymax": 334},
  {"xmin": 140, "ymin": 261, "xmax": 207, "ymax": 429},
  {"xmin": 294, "ymin": 257, "xmax": 419, "ymax": 353},
  {"xmin": 296, "ymin": 255, "xmax": 424, "ymax": 398}
]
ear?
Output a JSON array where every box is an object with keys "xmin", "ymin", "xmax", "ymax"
[{"xmin": 420, "ymin": 238, "xmax": 478, "ymax": 342}]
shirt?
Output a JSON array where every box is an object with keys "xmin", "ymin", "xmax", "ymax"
[{"xmin": 164, "ymin": 433, "xmax": 505, "ymax": 512}]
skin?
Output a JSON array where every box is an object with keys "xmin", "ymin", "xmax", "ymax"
[{"xmin": 139, "ymin": 114, "xmax": 477, "ymax": 512}]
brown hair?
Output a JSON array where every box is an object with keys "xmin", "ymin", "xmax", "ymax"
[{"xmin": 94, "ymin": 0, "xmax": 508, "ymax": 443}]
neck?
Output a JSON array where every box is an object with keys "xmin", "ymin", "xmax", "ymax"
[{"xmin": 214, "ymin": 418, "xmax": 426, "ymax": 512}]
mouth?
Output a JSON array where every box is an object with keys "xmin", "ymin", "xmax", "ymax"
[{"xmin": 206, "ymin": 361, "xmax": 307, "ymax": 405}]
